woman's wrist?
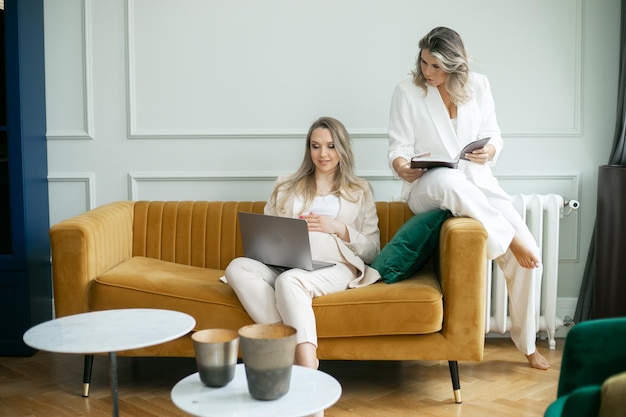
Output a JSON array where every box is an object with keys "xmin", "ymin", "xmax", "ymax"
[
  {"xmin": 392, "ymin": 157, "xmax": 409, "ymax": 178},
  {"xmin": 337, "ymin": 224, "xmax": 349, "ymax": 241}
]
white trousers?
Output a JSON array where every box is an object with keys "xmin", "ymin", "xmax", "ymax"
[
  {"xmin": 225, "ymin": 257, "xmax": 357, "ymax": 346},
  {"xmin": 405, "ymin": 168, "xmax": 542, "ymax": 355}
]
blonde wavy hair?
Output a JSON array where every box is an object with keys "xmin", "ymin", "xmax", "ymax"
[
  {"xmin": 412, "ymin": 27, "xmax": 472, "ymax": 105},
  {"xmin": 269, "ymin": 117, "xmax": 372, "ymax": 215}
]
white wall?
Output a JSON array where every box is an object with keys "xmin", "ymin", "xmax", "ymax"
[{"xmin": 44, "ymin": 0, "xmax": 621, "ymax": 317}]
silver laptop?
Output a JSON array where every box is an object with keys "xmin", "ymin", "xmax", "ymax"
[{"xmin": 238, "ymin": 212, "xmax": 335, "ymax": 271}]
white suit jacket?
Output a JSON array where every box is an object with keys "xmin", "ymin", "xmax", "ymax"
[
  {"xmin": 265, "ymin": 176, "xmax": 381, "ymax": 288},
  {"xmin": 388, "ymin": 73, "xmax": 507, "ymax": 200}
]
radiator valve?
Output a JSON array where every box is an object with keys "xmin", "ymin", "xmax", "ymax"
[
  {"xmin": 566, "ymin": 199, "xmax": 580, "ymax": 209},
  {"xmin": 562, "ymin": 315, "xmax": 575, "ymax": 327},
  {"xmin": 562, "ymin": 199, "xmax": 580, "ymax": 216}
]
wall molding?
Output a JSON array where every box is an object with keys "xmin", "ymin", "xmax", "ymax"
[
  {"xmin": 46, "ymin": 0, "xmax": 94, "ymax": 140},
  {"xmin": 128, "ymin": 171, "xmax": 283, "ymax": 200},
  {"xmin": 128, "ymin": 171, "xmax": 578, "ymax": 195},
  {"xmin": 47, "ymin": 172, "xmax": 97, "ymax": 211},
  {"xmin": 128, "ymin": 170, "xmax": 398, "ymax": 201},
  {"xmin": 124, "ymin": 130, "xmax": 387, "ymax": 141},
  {"xmin": 494, "ymin": 173, "xmax": 580, "ymax": 195},
  {"xmin": 128, "ymin": 171, "xmax": 579, "ymax": 194},
  {"xmin": 125, "ymin": 0, "xmax": 582, "ymax": 140},
  {"xmin": 504, "ymin": 0, "xmax": 582, "ymax": 138}
]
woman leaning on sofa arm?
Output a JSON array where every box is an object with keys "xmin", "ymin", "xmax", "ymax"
[
  {"xmin": 224, "ymin": 117, "xmax": 381, "ymax": 380},
  {"xmin": 388, "ymin": 26, "xmax": 549, "ymax": 370}
]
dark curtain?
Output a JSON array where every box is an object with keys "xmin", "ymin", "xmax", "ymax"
[{"xmin": 575, "ymin": 0, "xmax": 626, "ymax": 322}]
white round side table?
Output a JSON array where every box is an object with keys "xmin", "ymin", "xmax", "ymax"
[
  {"xmin": 23, "ymin": 308, "xmax": 195, "ymax": 417},
  {"xmin": 171, "ymin": 363, "xmax": 342, "ymax": 417}
]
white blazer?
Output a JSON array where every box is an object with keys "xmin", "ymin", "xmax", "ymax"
[
  {"xmin": 388, "ymin": 73, "xmax": 508, "ymax": 201},
  {"xmin": 265, "ymin": 176, "xmax": 382, "ymax": 288}
]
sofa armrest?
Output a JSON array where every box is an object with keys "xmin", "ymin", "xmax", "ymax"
[
  {"xmin": 49, "ymin": 201, "xmax": 135, "ymax": 317},
  {"xmin": 438, "ymin": 217, "xmax": 488, "ymax": 357}
]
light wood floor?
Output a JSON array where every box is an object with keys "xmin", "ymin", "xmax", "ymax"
[{"xmin": 0, "ymin": 338, "xmax": 562, "ymax": 417}]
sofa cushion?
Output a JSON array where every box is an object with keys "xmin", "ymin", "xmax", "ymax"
[
  {"xmin": 92, "ymin": 256, "xmax": 444, "ymax": 339},
  {"xmin": 91, "ymin": 257, "xmax": 254, "ymax": 332},
  {"xmin": 371, "ymin": 209, "xmax": 451, "ymax": 284},
  {"xmin": 314, "ymin": 272, "xmax": 443, "ymax": 337}
]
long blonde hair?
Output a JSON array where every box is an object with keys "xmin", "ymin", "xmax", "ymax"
[
  {"xmin": 412, "ymin": 27, "xmax": 472, "ymax": 105},
  {"xmin": 269, "ymin": 117, "xmax": 371, "ymax": 215}
]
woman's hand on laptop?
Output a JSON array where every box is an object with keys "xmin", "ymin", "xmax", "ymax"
[{"xmin": 299, "ymin": 213, "xmax": 349, "ymax": 241}]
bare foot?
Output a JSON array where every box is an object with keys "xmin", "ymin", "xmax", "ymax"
[
  {"xmin": 526, "ymin": 350, "xmax": 550, "ymax": 370},
  {"xmin": 509, "ymin": 235, "xmax": 541, "ymax": 269}
]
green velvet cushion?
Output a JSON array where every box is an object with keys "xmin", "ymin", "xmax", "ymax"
[
  {"xmin": 544, "ymin": 386, "xmax": 602, "ymax": 417},
  {"xmin": 371, "ymin": 209, "xmax": 451, "ymax": 284},
  {"xmin": 562, "ymin": 385, "xmax": 602, "ymax": 417}
]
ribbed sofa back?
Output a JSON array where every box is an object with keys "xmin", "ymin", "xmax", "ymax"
[{"xmin": 132, "ymin": 200, "xmax": 414, "ymax": 270}]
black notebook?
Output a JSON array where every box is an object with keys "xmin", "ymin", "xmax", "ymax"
[{"xmin": 410, "ymin": 137, "xmax": 491, "ymax": 169}]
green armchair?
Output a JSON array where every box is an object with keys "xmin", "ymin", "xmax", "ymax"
[{"xmin": 544, "ymin": 317, "xmax": 626, "ymax": 417}]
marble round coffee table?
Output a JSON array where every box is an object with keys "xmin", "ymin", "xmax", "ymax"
[
  {"xmin": 23, "ymin": 308, "xmax": 195, "ymax": 417},
  {"xmin": 171, "ymin": 363, "xmax": 342, "ymax": 417}
]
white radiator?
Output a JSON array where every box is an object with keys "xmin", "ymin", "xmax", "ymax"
[{"xmin": 485, "ymin": 194, "xmax": 564, "ymax": 349}]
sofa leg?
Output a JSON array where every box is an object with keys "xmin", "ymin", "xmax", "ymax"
[
  {"xmin": 448, "ymin": 360, "xmax": 462, "ymax": 403},
  {"xmin": 82, "ymin": 354, "xmax": 94, "ymax": 397}
]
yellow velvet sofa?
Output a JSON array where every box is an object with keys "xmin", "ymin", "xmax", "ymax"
[{"xmin": 49, "ymin": 200, "xmax": 487, "ymax": 402}]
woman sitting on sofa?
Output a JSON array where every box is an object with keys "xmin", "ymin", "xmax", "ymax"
[{"xmin": 225, "ymin": 116, "xmax": 381, "ymax": 371}]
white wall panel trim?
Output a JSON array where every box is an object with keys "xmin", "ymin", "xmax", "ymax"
[
  {"xmin": 125, "ymin": 0, "xmax": 582, "ymax": 140},
  {"xmin": 125, "ymin": 0, "xmax": 138, "ymax": 140},
  {"xmin": 46, "ymin": 0, "xmax": 95, "ymax": 141},
  {"xmin": 504, "ymin": 0, "xmax": 582, "ymax": 138},
  {"xmin": 494, "ymin": 173, "xmax": 580, "ymax": 199},
  {"xmin": 47, "ymin": 172, "xmax": 97, "ymax": 211},
  {"xmin": 46, "ymin": 130, "xmax": 94, "ymax": 140},
  {"xmin": 128, "ymin": 171, "xmax": 396, "ymax": 199},
  {"xmin": 128, "ymin": 172, "xmax": 579, "ymax": 196},
  {"xmin": 128, "ymin": 171, "xmax": 285, "ymax": 200},
  {"xmin": 125, "ymin": 130, "xmax": 386, "ymax": 141},
  {"xmin": 494, "ymin": 173, "xmax": 580, "ymax": 181}
]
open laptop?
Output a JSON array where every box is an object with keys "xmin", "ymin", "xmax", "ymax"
[{"xmin": 238, "ymin": 211, "xmax": 335, "ymax": 271}]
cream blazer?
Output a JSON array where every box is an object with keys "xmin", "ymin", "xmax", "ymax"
[
  {"xmin": 265, "ymin": 176, "xmax": 381, "ymax": 288},
  {"xmin": 388, "ymin": 72, "xmax": 508, "ymax": 201}
]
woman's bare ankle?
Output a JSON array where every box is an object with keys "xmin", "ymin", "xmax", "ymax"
[
  {"xmin": 294, "ymin": 342, "xmax": 319, "ymax": 369},
  {"xmin": 525, "ymin": 350, "xmax": 550, "ymax": 370},
  {"xmin": 509, "ymin": 235, "xmax": 541, "ymax": 269}
]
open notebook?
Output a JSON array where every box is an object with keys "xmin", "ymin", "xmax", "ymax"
[{"xmin": 410, "ymin": 137, "xmax": 492, "ymax": 169}]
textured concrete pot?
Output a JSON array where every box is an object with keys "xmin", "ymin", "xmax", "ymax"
[{"xmin": 238, "ymin": 324, "xmax": 297, "ymax": 400}]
